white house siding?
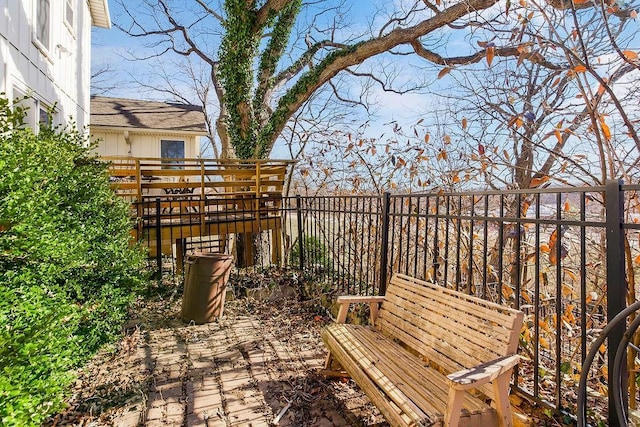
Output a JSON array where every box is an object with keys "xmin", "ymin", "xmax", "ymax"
[
  {"xmin": 0, "ymin": 0, "xmax": 109, "ymax": 130},
  {"xmin": 92, "ymin": 130, "xmax": 200, "ymax": 159},
  {"xmin": 91, "ymin": 131, "xmax": 125, "ymax": 157}
]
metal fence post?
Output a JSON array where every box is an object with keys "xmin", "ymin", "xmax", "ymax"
[
  {"xmin": 155, "ymin": 197, "xmax": 162, "ymax": 278},
  {"xmin": 379, "ymin": 192, "xmax": 391, "ymax": 295},
  {"xmin": 176, "ymin": 238, "xmax": 185, "ymax": 275},
  {"xmin": 605, "ymin": 179, "xmax": 627, "ymax": 426},
  {"xmin": 296, "ymin": 195, "xmax": 305, "ymax": 271}
]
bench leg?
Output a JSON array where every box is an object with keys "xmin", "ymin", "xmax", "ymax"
[
  {"xmin": 324, "ymin": 352, "xmax": 334, "ymax": 370},
  {"xmin": 492, "ymin": 371, "xmax": 513, "ymax": 427},
  {"xmin": 445, "ymin": 389, "xmax": 464, "ymax": 427},
  {"xmin": 320, "ymin": 352, "xmax": 349, "ymax": 377}
]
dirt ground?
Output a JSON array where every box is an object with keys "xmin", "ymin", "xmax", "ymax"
[{"xmin": 44, "ymin": 284, "xmax": 388, "ymax": 427}]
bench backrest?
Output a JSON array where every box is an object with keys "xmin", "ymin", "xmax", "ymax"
[{"xmin": 376, "ymin": 273, "xmax": 523, "ymax": 391}]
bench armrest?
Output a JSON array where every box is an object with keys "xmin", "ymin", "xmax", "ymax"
[
  {"xmin": 336, "ymin": 295, "xmax": 386, "ymax": 304},
  {"xmin": 446, "ymin": 354, "xmax": 521, "ymax": 391},
  {"xmin": 335, "ymin": 296, "xmax": 385, "ymax": 324}
]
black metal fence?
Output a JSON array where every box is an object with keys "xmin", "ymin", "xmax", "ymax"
[
  {"xmin": 288, "ymin": 181, "xmax": 640, "ymax": 422},
  {"xmin": 137, "ymin": 180, "xmax": 640, "ymax": 422},
  {"xmin": 135, "ymin": 192, "xmax": 287, "ymax": 273}
]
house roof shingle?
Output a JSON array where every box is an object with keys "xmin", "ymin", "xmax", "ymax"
[{"xmin": 90, "ymin": 96, "xmax": 207, "ymax": 134}]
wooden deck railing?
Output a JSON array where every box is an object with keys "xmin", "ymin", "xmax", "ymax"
[{"xmin": 102, "ymin": 157, "xmax": 294, "ymax": 202}]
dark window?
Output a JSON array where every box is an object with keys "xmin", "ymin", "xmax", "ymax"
[
  {"xmin": 39, "ymin": 106, "xmax": 50, "ymax": 126},
  {"xmin": 65, "ymin": 0, "xmax": 74, "ymax": 29},
  {"xmin": 36, "ymin": 0, "xmax": 50, "ymax": 50},
  {"xmin": 161, "ymin": 140, "xmax": 185, "ymax": 169},
  {"xmin": 37, "ymin": 101, "xmax": 55, "ymax": 131}
]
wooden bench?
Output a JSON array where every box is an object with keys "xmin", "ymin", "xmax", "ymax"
[{"xmin": 321, "ymin": 273, "xmax": 524, "ymax": 427}]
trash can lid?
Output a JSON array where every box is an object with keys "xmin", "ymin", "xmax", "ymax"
[{"xmin": 187, "ymin": 252, "xmax": 234, "ymax": 260}]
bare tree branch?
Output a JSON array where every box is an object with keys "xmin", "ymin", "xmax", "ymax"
[
  {"xmin": 345, "ymin": 69, "xmax": 415, "ymax": 95},
  {"xmin": 410, "ymin": 40, "xmax": 564, "ymax": 70}
]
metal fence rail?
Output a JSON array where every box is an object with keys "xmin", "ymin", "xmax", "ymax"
[{"xmin": 286, "ymin": 195, "xmax": 386, "ymax": 295}]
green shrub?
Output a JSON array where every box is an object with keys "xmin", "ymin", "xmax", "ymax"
[
  {"xmin": 289, "ymin": 235, "xmax": 332, "ymax": 270},
  {"xmin": 0, "ymin": 97, "xmax": 147, "ymax": 426}
]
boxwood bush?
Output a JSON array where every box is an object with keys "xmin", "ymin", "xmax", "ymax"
[{"xmin": 0, "ymin": 97, "xmax": 147, "ymax": 426}]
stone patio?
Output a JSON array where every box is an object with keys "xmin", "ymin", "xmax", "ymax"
[{"xmin": 48, "ymin": 295, "xmax": 387, "ymax": 427}]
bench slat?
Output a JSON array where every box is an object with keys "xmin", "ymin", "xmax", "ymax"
[
  {"xmin": 349, "ymin": 325, "xmax": 492, "ymax": 416},
  {"xmin": 380, "ymin": 288, "xmax": 513, "ymax": 365},
  {"xmin": 323, "ymin": 324, "xmax": 498, "ymax": 426},
  {"xmin": 377, "ymin": 306, "xmax": 500, "ymax": 376},
  {"xmin": 394, "ymin": 274, "xmax": 520, "ymax": 330},
  {"xmin": 322, "ymin": 327, "xmax": 416, "ymax": 426},
  {"xmin": 325, "ymin": 324, "xmax": 429, "ymax": 421},
  {"xmin": 378, "ymin": 275, "xmax": 520, "ymax": 365},
  {"xmin": 377, "ymin": 274, "xmax": 522, "ymax": 403},
  {"xmin": 382, "ymin": 286, "xmax": 511, "ymax": 354},
  {"xmin": 376, "ymin": 316, "xmax": 498, "ymax": 403},
  {"xmin": 348, "ymin": 325, "xmax": 449, "ymax": 418}
]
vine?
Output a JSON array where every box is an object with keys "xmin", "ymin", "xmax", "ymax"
[
  {"xmin": 216, "ymin": 1, "xmax": 373, "ymax": 159},
  {"xmin": 256, "ymin": 42, "xmax": 364, "ymax": 157},
  {"xmin": 218, "ymin": 0, "xmax": 260, "ymax": 158},
  {"xmin": 254, "ymin": 0, "xmax": 302, "ymax": 119}
]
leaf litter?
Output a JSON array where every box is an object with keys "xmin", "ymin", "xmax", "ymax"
[{"xmin": 44, "ymin": 273, "xmax": 387, "ymax": 426}]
